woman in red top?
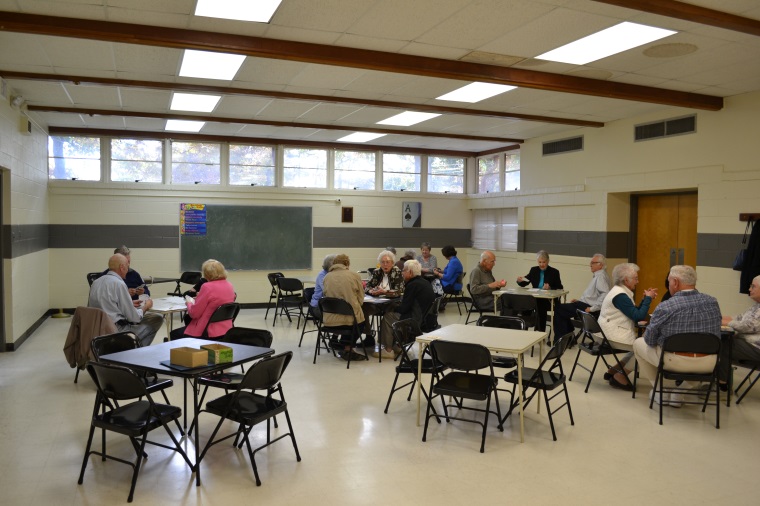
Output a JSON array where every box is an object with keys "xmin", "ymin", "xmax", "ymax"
[{"xmin": 169, "ymin": 259, "xmax": 235, "ymax": 340}]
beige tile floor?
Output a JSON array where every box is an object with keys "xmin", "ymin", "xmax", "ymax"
[{"xmin": 1, "ymin": 306, "xmax": 758, "ymax": 505}]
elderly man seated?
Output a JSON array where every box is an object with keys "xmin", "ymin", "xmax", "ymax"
[
  {"xmin": 552, "ymin": 253, "xmax": 611, "ymax": 339},
  {"xmin": 469, "ymin": 250, "xmax": 506, "ymax": 311},
  {"xmin": 720, "ymin": 274, "xmax": 760, "ymax": 384},
  {"xmin": 633, "ymin": 265, "xmax": 721, "ymax": 407},
  {"xmin": 89, "ymin": 253, "xmax": 164, "ymax": 347},
  {"xmin": 377, "ymin": 259, "xmax": 435, "ymax": 359}
]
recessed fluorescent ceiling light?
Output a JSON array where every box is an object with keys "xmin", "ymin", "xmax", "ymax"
[
  {"xmin": 179, "ymin": 50, "xmax": 245, "ymax": 80},
  {"xmin": 165, "ymin": 120, "xmax": 205, "ymax": 132},
  {"xmin": 170, "ymin": 93, "xmax": 221, "ymax": 112},
  {"xmin": 536, "ymin": 22, "xmax": 676, "ymax": 65},
  {"xmin": 377, "ymin": 111, "xmax": 441, "ymax": 126},
  {"xmin": 195, "ymin": 0, "xmax": 282, "ymax": 23},
  {"xmin": 436, "ymin": 82, "xmax": 516, "ymax": 103},
  {"xmin": 338, "ymin": 132, "xmax": 386, "ymax": 143}
]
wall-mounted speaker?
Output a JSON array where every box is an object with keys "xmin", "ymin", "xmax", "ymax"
[{"xmin": 19, "ymin": 115, "xmax": 32, "ymax": 135}]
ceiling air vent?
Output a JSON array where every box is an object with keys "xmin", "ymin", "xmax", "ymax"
[
  {"xmin": 542, "ymin": 136, "xmax": 583, "ymax": 156},
  {"xmin": 635, "ymin": 115, "xmax": 696, "ymax": 141}
]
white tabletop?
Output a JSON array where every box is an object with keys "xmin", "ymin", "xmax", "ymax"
[
  {"xmin": 418, "ymin": 323, "xmax": 546, "ymax": 354},
  {"xmin": 149, "ymin": 296, "xmax": 187, "ymax": 313}
]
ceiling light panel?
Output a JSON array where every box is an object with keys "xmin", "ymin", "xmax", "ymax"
[
  {"xmin": 179, "ymin": 50, "xmax": 246, "ymax": 80},
  {"xmin": 436, "ymin": 82, "xmax": 516, "ymax": 103},
  {"xmin": 536, "ymin": 22, "xmax": 676, "ymax": 65},
  {"xmin": 195, "ymin": 0, "xmax": 283, "ymax": 23},
  {"xmin": 338, "ymin": 132, "xmax": 387, "ymax": 142},
  {"xmin": 377, "ymin": 111, "xmax": 441, "ymax": 126},
  {"xmin": 165, "ymin": 120, "xmax": 205, "ymax": 132},
  {"xmin": 170, "ymin": 93, "xmax": 221, "ymax": 112}
]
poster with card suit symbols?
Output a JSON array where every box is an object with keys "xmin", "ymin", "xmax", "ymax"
[{"xmin": 402, "ymin": 202, "xmax": 421, "ymax": 228}]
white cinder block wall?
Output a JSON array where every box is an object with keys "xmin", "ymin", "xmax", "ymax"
[{"xmin": 0, "ymin": 95, "xmax": 49, "ymax": 346}]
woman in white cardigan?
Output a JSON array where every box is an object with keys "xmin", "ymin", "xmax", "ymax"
[{"xmin": 597, "ymin": 263, "xmax": 657, "ymax": 390}]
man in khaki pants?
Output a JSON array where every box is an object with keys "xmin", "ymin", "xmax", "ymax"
[{"xmin": 633, "ymin": 265, "xmax": 721, "ymax": 407}]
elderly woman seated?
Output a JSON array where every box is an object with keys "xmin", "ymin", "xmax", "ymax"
[
  {"xmin": 416, "ymin": 242, "xmax": 438, "ymax": 276},
  {"xmin": 597, "ymin": 262, "xmax": 657, "ymax": 390},
  {"xmin": 720, "ymin": 274, "xmax": 760, "ymax": 384},
  {"xmin": 323, "ymin": 253, "xmax": 367, "ymax": 362},
  {"xmin": 170, "ymin": 259, "xmax": 236, "ymax": 340},
  {"xmin": 366, "ymin": 250, "xmax": 404, "ymax": 296}
]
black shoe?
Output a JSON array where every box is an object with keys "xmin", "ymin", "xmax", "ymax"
[
  {"xmin": 362, "ymin": 332, "xmax": 376, "ymax": 347},
  {"xmin": 340, "ymin": 350, "xmax": 367, "ymax": 362},
  {"xmin": 609, "ymin": 376, "xmax": 633, "ymax": 391}
]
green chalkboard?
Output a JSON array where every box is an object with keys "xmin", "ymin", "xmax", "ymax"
[{"xmin": 180, "ymin": 204, "xmax": 312, "ymax": 271}]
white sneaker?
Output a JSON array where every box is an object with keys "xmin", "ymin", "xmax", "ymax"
[
  {"xmin": 649, "ymin": 389, "xmax": 670, "ymax": 406},
  {"xmin": 372, "ymin": 348, "xmax": 396, "ymax": 359},
  {"xmin": 668, "ymin": 392, "xmax": 684, "ymax": 408}
]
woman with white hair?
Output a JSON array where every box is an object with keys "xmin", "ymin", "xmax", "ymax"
[
  {"xmin": 516, "ymin": 250, "xmax": 563, "ymax": 332},
  {"xmin": 366, "ymin": 249, "xmax": 404, "ymax": 296},
  {"xmin": 598, "ymin": 262, "xmax": 657, "ymax": 390}
]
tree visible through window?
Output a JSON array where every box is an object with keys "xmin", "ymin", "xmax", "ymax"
[
  {"xmin": 428, "ymin": 156, "xmax": 464, "ymax": 193},
  {"xmin": 382, "ymin": 153, "xmax": 420, "ymax": 191},
  {"xmin": 477, "ymin": 155, "xmax": 500, "ymax": 193},
  {"xmin": 229, "ymin": 144, "xmax": 275, "ymax": 186},
  {"xmin": 48, "ymin": 136, "xmax": 100, "ymax": 180},
  {"xmin": 335, "ymin": 150, "xmax": 375, "ymax": 190},
  {"xmin": 111, "ymin": 139, "xmax": 163, "ymax": 182},
  {"xmin": 171, "ymin": 141, "xmax": 221, "ymax": 184},
  {"xmin": 283, "ymin": 148, "xmax": 327, "ymax": 188},
  {"xmin": 504, "ymin": 152, "xmax": 521, "ymax": 191}
]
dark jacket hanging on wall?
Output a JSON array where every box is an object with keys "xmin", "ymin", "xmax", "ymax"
[{"xmin": 740, "ymin": 222, "xmax": 760, "ymax": 293}]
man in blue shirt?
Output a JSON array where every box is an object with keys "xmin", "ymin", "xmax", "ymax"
[{"xmin": 633, "ymin": 265, "xmax": 721, "ymax": 407}]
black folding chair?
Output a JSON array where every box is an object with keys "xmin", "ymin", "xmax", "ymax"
[
  {"xmin": 197, "ymin": 352, "xmax": 301, "ymax": 486},
  {"xmin": 317, "ymin": 297, "xmax": 368, "ymax": 368},
  {"xmin": 384, "ymin": 319, "xmax": 446, "ymax": 420},
  {"xmin": 168, "ymin": 271, "xmax": 202, "ymax": 296},
  {"xmin": 422, "ymin": 340, "xmax": 502, "ymax": 453},
  {"xmin": 420, "ymin": 295, "xmax": 442, "ymax": 332},
  {"xmin": 273, "ymin": 277, "xmax": 304, "ymax": 328},
  {"xmin": 734, "ymin": 358, "xmax": 760, "ymax": 404},
  {"xmin": 499, "ymin": 332, "xmax": 575, "ymax": 441},
  {"xmin": 264, "ymin": 272, "xmax": 284, "ymax": 320},
  {"xmin": 78, "ymin": 362, "xmax": 193, "ymax": 503},
  {"xmin": 569, "ymin": 310, "xmax": 631, "ymax": 393},
  {"xmin": 464, "ymin": 283, "xmax": 495, "ymax": 325},
  {"xmin": 86, "ymin": 272, "xmax": 103, "ymax": 286},
  {"xmin": 476, "ymin": 315, "xmax": 526, "ymax": 369},
  {"xmin": 200, "ymin": 302, "xmax": 240, "ymax": 338},
  {"xmin": 189, "ymin": 328, "xmax": 275, "ymax": 436},
  {"xmin": 651, "ymin": 332, "xmax": 721, "ymax": 428},
  {"xmin": 441, "ymin": 270, "xmax": 467, "ymax": 315},
  {"xmin": 298, "ymin": 287, "xmax": 319, "ymax": 347}
]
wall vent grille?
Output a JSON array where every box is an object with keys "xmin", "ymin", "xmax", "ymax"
[
  {"xmin": 635, "ymin": 115, "xmax": 696, "ymax": 141},
  {"xmin": 542, "ymin": 136, "xmax": 583, "ymax": 156}
]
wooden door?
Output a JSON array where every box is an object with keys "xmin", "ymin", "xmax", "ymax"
[{"xmin": 635, "ymin": 193, "xmax": 697, "ymax": 312}]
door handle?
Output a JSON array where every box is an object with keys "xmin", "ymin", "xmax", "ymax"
[
  {"xmin": 669, "ymin": 248, "xmax": 677, "ymax": 267},
  {"xmin": 678, "ymin": 248, "xmax": 685, "ymax": 265}
]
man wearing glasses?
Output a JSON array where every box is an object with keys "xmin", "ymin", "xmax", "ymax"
[{"xmin": 552, "ymin": 253, "xmax": 611, "ymax": 339}]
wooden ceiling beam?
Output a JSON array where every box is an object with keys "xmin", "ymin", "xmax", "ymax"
[
  {"xmin": 0, "ymin": 70, "xmax": 604, "ymax": 128},
  {"xmin": 0, "ymin": 11, "xmax": 722, "ymax": 111},
  {"xmin": 29, "ymin": 105, "xmax": 524, "ymax": 144},
  {"xmin": 46, "ymin": 127, "xmax": 485, "ymax": 158},
  {"xmin": 592, "ymin": 0, "xmax": 760, "ymax": 37}
]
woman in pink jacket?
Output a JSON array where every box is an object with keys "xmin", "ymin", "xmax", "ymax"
[{"xmin": 170, "ymin": 259, "xmax": 235, "ymax": 340}]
